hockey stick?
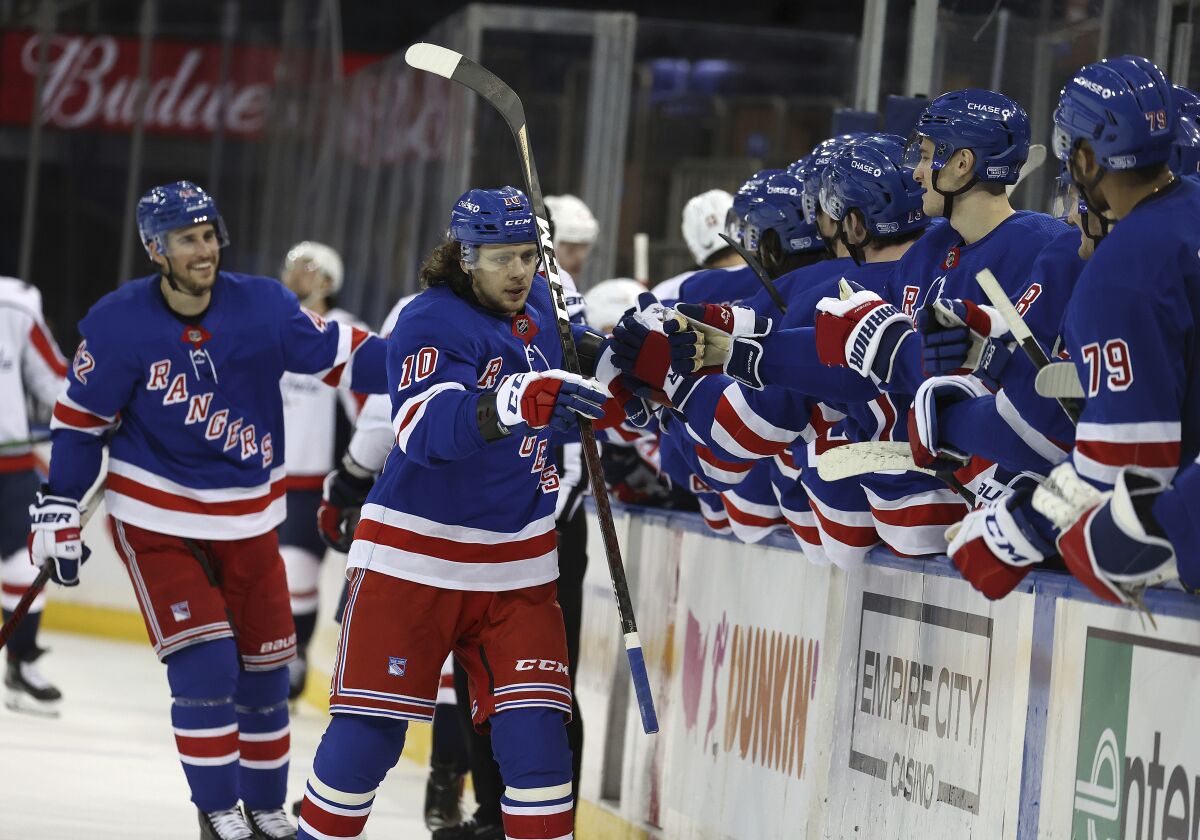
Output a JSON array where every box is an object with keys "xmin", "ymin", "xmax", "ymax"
[
  {"xmin": 718, "ymin": 232, "xmax": 787, "ymax": 315},
  {"xmin": 404, "ymin": 42, "xmax": 659, "ymax": 734},
  {"xmin": 0, "ymin": 481, "xmax": 106, "ymax": 652},
  {"xmin": 1034, "ymin": 361, "xmax": 1085, "ymax": 399},
  {"xmin": 1007, "ymin": 143, "xmax": 1047, "ymax": 197},
  {"xmin": 817, "ymin": 441, "xmax": 937, "ymax": 480},
  {"xmin": 976, "ymin": 268, "xmax": 1081, "ymax": 424}
]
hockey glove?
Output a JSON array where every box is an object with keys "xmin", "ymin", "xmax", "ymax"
[
  {"xmin": 1033, "ymin": 464, "xmax": 1177, "ymax": 605},
  {"xmin": 318, "ymin": 453, "xmax": 376, "ymax": 552},
  {"xmin": 593, "ymin": 337, "xmax": 653, "ymax": 428},
  {"xmin": 610, "ymin": 294, "xmax": 700, "ymax": 389},
  {"xmin": 28, "ymin": 487, "xmax": 90, "ymax": 587},
  {"xmin": 946, "ymin": 485, "xmax": 1057, "ymax": 600},
  {"xmin": 916, "ymin": 298, "xmax": 1013, "ymax": 388},
  {"xmin": 665, "ymin": 303, "xmax": 773, "ymax": 389},
  {"xmin": 495, "ymin": 370, "xmax": 608, "ymax": 433},
  {"xmin": 907, "ymin": 375, "xmax": 991, "ymax": 471},
  {"xmin": 814, "ymin": 280, "xmax": 914, "ymax": 384}
]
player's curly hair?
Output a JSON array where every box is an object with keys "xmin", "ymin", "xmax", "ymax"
[{"xmin": 420, "ymin": 240, "xmax": 472, "ymax": 295}]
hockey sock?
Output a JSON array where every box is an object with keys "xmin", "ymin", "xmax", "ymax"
[
  {"xmin": 491, "ymin": 707, "xmax": 574, "ymax": 840},
  {"xmin": 293, "ymin": 611, "xmax": 318, "ymax": 656},
  {"xmin": 2, "ymin": 608, "xmax": 41, "ymax": 662},
  {"xmin": 431, "ymin": 700, "xmax": 469, "ymax": 774},
  {"xmin": 235, "ymin": 666, "xmax": 291, "ymax": 809},
  {"xmin": 297, "ymin": 713, "xmax": 407, "ymax": 839},
  {"xmin": 165, "ymin": 638, "xmax": 240, "ymax": 812}
]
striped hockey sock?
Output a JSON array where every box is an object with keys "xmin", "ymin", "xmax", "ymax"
[
  {"xmin": 491, "ymin": 708, "xmax": 574, "ymax": 840},
  {"xmin": 500, "ymin": 783, "xmax": 574, "ymax": 840},
  {"xmin": 172, "ymin": 695, "xmax": 239, "ymax": 812},
  {"xmin": 236, "ymin": 667, "xmax": 291, "ymax": 809},
  {"xmin": 297, "ymin": 713, "xmax": 407, "ymax": 839}
]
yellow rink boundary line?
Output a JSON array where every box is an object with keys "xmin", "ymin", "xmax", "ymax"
[{"xmin": 42, "ymin": 601, "xmax": 652, "ymax": 840}]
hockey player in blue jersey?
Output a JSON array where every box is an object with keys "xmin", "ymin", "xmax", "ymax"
[
  {"xmin": 295, "ymin": 187, "xmax": 622, "ymax": 840},
  {"xmin": 945, "ymin": 55, "xmax": 1200, "ymax": 600},
  {"xmin": 33, "ymin": 181, "xmax": 388, "ymax": 839}
]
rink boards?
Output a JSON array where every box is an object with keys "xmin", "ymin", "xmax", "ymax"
[{"xmin": 41, "ymin": 497, "xmax": 1200, "ymax": 839}]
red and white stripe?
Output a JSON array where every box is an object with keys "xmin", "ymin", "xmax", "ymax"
[
  {"xmin": 174, "ymin": 721, "xmax": 239, "ymax": 767},
  {"xmin": 1074, "ymin": 420, "xmax": 1181, "ymax": 487},
  {"xmin": 863, "ymin": 486, "xmax": 967, "ymax": 557},
  {"xmin": 348, "ymin": 504, "xmax": 558, "ymax": 591},
  {"xmin": 111, "ymin": 520, "xmax": 235, "ymax": 660},
  {"xmin": 773, "ymin": 450, "xmax": 801, "ymax": 482},
  {"xmin": 807, "ymin": 493, "xmax": 879, "ymax": 569},
  {"xmin": 693, "ymin": 445, "xmax": 754, "ymax": 486},
  {"xmin": 239, "ymin": 726, "xmax": 290, "ymax": 770},
  {"xmin": 1, "ymin": 558, "xmax": 46, "ymax": 611},
  {"xmin": 720, "ymin": 490, "xmax": 789, "ymax": 544},
  {"xmin": 315, "ymin": 324, "xmax": 371, "ymax": 389},
  {"xmin": 710, "ymin": 386, "xmax": 802, "ymax": 459},
  {"xmin": 105, "ymin": 459, "xmax": 287, "ymax": 540},
  {"xmin": 492, "ymin": 681, "xmax": 573, "ymax": 717},
  {"xmin": 242, "ymin": 642, "xmax": 297, "ymax": 671},
  {"xmin": 29, "ymin": 321, "xmax": 68, "ymax": 377},
  {"xmin": 996, "ymin": 389, "xmax": 1071, "ymax": 466},
  {"xmin": 392, "ymin": 382, "xmax": 466, "ymax": 453},
  {"xmin": 501, "ymin": 784, "xmax": 574, "ymax": 840},
  {"xmin": 50, "ymin": 393, "xmax": 117, "ymax": 436},
  {"xmin": 436, "ymin": 653, "xmax": 457, "ymax": 705},
  {"xmin": 696, "ymin": 495, "xmax": 731, "ymax": 534},
  {"xmin": 298, "ymin": 776, "xmax": 376, "ymax": 840}
]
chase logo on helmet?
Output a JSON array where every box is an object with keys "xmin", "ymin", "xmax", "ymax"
[
  {"xmin": 850, "ymin": 159, "xmax": 883, "ymax": 177},
  {"xmin": 458, "ymin": 200, "xmax": 480, "ymax": 213},
  {"xmin": 1074, "ymin": 76, "xmax": 1115, "ymax": 99},
  {"xmin": 967, "ymin": 102, "xmax": 1013, "ymax": 119}
]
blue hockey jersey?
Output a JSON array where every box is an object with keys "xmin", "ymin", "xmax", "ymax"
[
  {"xmin": 49, "ymin": 272, "xmax": 387, "ymax": 538},
  {"xmin": 1063, "ymin": 177, "xmax": 1200, "ymax": 489},
  {"xmin": 348, "ymin": 280, "xmax": 578, "ymax": 591},
  {"xmin": 673, "ymin": 265, "xmax": 765, "ymax": 307}
]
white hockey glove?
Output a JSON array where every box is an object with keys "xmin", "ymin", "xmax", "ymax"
[
  {"xmin": 495, "ymin": 370, "xmax": 608, "ymax": 433},
  {"xmin": 664, "ymin": 303, "xmax": 773, "ymax": 389},
  {"xmin": 28, "ymin": 487, "xmax": 89, "ymax": 587}
]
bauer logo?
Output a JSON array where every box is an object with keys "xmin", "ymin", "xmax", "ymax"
[
  {"xmin": 849, "ymin": 592, "xmax": 992, "ymax": 814},
  {"xmin": 1072, "ymin": 628, "xmax": 1200, "ymax": 840},
  {"xmin": 387, "ymin": 656, "xmax": 408, "ymax": 677}
]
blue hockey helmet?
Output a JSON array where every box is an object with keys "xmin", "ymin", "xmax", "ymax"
[
  {"xmin": 727, "ymin": 168, "xmax": 783, "ymax": 248},
  {"xmin": 820, "ymin": 133, "xmax": 928, "ymax": 239},
  {"xmin": 904, "ymin": 89, "xmax": 1030, "ymax": 186},
  {"xmin": 448, "ymin": 186, "xmax": 536, "ymax": 265},
  {"xmin": 1052, "ymin": 55, "xmax": 1174, "ymax": 172},
  {"xmin": 797, "ymin": 134, "xmax": 868, "ymax": 224},
  {"xmin": 1171, "ymin": 85, "xmax": 1200, "ymax": 178},
  {"xmin": 744, "ymin": 172, "xmax": 823, "ymax": 256},
  {"xmin": 136, "ymin": 181, "xmax": 229, "ymax": 258}
]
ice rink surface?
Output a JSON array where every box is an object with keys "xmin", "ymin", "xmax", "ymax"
[{"xmin": 0, "ymin": 631, "xmax": 446, "ymax": 839}]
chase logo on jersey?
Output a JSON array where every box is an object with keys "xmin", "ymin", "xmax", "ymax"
[{"xmin": 387, "ymin": 657, "xmax": 407, "ymax": 677}]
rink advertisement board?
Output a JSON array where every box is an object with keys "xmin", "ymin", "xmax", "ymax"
[
  {"xmin": 824, "ymin": 565, "xmax": 1033, "ymax": 838},
  {"xmin": 1040, "ymin": 601, "xmax": 1200, "ymax": 840},
  {"xmin": 660, "ymin": 530, "xmax": 835, "ymax": 839}
]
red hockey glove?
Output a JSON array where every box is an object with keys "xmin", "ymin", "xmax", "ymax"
[
  {"xmin": 318, "ymin": 454, "xmax": 375, "ymax": 552},
  {"xmin": 495, "ymin": 370, "xmax": 608, "ymax": 432},
  {"xmin": 815, "ymin": 282, "xmax": 914, "ymax": 383},
  {"xmin": 946, "ymin": 486, "xmax": 1057, "ymax": 600}
]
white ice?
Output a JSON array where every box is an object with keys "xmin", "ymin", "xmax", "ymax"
[{"xmin": 0, "ymin": 630, "xmax": 451, "ymax": 839}]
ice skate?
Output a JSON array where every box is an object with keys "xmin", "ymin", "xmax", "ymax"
[
  {"xmin": 423, "ymin": 765, "xmax": 466, "ymax": 829},
  {"xmin": 243, "ymin": 804, "xmax": 298, "ymax": 839},
  {"xmin": 4, "ymin": 648, "xmax": 62, "ymax": 717},
  {"xmin": 198, "ymin": 807, "xmax": 254, "ymax": 840}
]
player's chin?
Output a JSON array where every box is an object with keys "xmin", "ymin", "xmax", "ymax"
[{"xmin": 504, "ymin": 286, "xmax": 531, "ymax": 309}]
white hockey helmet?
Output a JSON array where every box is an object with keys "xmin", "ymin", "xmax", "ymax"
[
  {"xmin": 681, "ymin": 189, "xmax": 734, "ymax": 265},
  {"xmin": 584, "ymin": 278, "xmax": 645, "ymax": 333},
  {"xmin": 285, "ymin": 241, "xmax": 344, "ymax": 294},
  {"xmin": 544, "ymin": 194, "xmax": 599, "ymax": 245}
]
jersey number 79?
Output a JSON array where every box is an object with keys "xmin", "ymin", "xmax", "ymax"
[{"xmin": 1081, "ymin": 339, "xmax": 1133, "ymax": 397}]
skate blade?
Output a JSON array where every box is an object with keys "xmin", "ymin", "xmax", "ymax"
[{"xmin": 5, "ymin": 690, "xmax": 62, "ymax": 718}]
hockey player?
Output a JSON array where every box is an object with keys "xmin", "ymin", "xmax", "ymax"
[
  {"xmin": 944, "ymin": 55, "xmax": 1200, "ymax": 600},
  {"xmin": 0, "ymin": 276, "xmax": 67, "ymax": 715},
  {"xmin": 652, "ymin": 189, "xmax": 740, "ymax": 303},
  {"xmin": 276, "ymin": 240, "xmax": 367, "ymax": 701},
  {"xmin": 36, "ymin": 181, "xmax": 387, "ymax": 839},
  {"xmin": 544, "ymin": 194, "xmax": 598, "ymax": 279},
  {"xmin": 296, "ymin": 187, "xmax": 624, "ymax": 840}
]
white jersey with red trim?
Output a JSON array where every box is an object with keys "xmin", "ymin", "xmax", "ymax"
[
  {"xmin": 0, "ymin": 277, "xmax": 67, "ymax": 471},
  {"xmin": 47, "ymin": 272, "xmax": 387, "ymax": 538},
  {"xmin": 280, "ymin": 306, "xmax": 368, "ymax": 487}
]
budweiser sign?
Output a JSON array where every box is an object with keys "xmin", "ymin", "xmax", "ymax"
[{"xmin": 0, "ymin": 30, "xmax": 379, "ymax": 138}]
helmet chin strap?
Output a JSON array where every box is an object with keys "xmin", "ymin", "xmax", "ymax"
[
  {"xmin": 1067, "ymin": 154, "xmax": 1111, "ymax": 246},
  {"xmin": 838, "ymin": 212, "xmax": 870, "ymax": 266},
  {"xmin": 159, "ymin": 249, "xmax": 221, "ymax": 297},
  {"xmin": 930, "ymin": 165, "xmax": 979, "ymax": 225}
]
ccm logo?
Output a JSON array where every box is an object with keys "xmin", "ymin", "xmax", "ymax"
[{"xmin": 515, "ymin": 658, "xmax": 570, "ymax": 674}]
